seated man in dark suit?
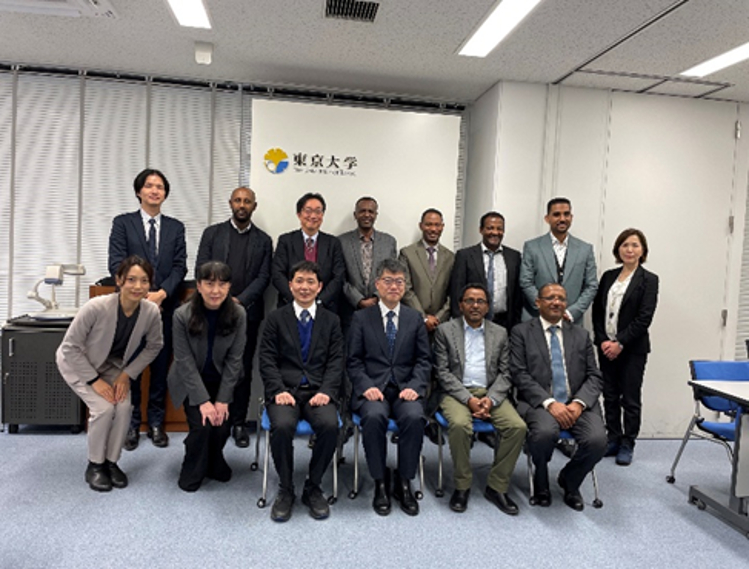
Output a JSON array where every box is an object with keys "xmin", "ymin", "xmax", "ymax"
[
  {"xmin": 510, "ymin": 283, "xmax": 606, "ymax": 511},
  {"xmin": 259, "ymin": 261, "xmax": 343, "ymax": 522},
  {"xmin": 348, "ymin": 259, "xmax": 431, "ymax": 516},
  {"xmin": 434, "ymin": 283, "xmax": 526, "ymax": 515}
]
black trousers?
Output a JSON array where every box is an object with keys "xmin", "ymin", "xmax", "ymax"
[
  {"xmin": 358, "ymin": 383, "xmax": 425, "ymax": 481},
  {"xmin": 179, "ymin": 381, "xmax": 232, "ymax": 492},
  {"xmin": 266, "ymin": 388, "xmax": 339, "ymax": 493},
  {"xmin": 598, "ymin": 350, "xmax": 648, "ymax": 448},
  {"xmin": 230, "ymin": 319, "xmax": 261, "ymax": 427},
  {"xmin": 131, "ymin": 305, "xmax": 173, "ymax": 429}
]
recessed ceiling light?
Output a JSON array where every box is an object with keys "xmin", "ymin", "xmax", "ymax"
[
  {"xmin": 459, "ymin": 0, "xmax": 544, "ymax": 58},
  {"xmin": 681, "ymin": 41, "xmax": 749, "ymax": 77},
  {"xmin": 165, "ymin": 0, "xmax": 211, "ymax": 29}
]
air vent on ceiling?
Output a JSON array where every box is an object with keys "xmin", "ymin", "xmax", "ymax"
[
  {"xmin": 325, "ymin": 0, "xmax": 379, "ymax": 23},
  {"xmin": 0, "ymin": 0, "xmax": 117, "ymax": 18}
]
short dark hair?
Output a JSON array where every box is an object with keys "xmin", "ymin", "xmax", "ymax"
[
  {"xmin": 355, "ymin": 196, "xmax": 378, "ymax": 208},
  {"xmin": 613, "ymin": 228, "xmax": 649, "ymax": 264},
  {"xmin": 289, "ymin": 260, "xmax": 321, "ymax": 282},
  {"xmin": 420, "ymin": 208, "xmax": 443, "ymax": 222},
  {"xmin": 480, "ymin": 211, "xmax": 505, "ymax": 229},
  {"xmin": 460, "ymin": 282, "xmax": 490, "ymax": 303},
  {"xmin": 546, "ymin": 197, "xmax": 571, "ymax": 214},
  {"xmin": 375, "ymin": 258, "xmax": 406, "ymax": 279},
  {"xmin": 133, "ymin": 168, "xmax": 170, "ymax": 201},
  {"xmin": 538, "ymin": 282, "xmax": 566, "ymax": 299},
  {"xmin": 189, "ymin": 261, "xmax": 239, "ymax": 337},
  {"xmin": 296, "ymin": 192, "xmax": 326, "ymax": 214},
  {"xmin": 115, "ymin": 255, "xmax": 153, "ymax": 285}
]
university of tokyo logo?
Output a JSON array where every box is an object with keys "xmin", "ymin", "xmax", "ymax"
[{"xmin": 264, "ymin": 148, "xmax": 289, "ymax": 174}]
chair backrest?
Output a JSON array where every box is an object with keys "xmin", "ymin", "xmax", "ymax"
[{"xmin": 689, "ymin": 360, "xmax": 749, "ymax": 413}]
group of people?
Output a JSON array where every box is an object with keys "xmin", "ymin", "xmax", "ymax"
[{"xmin": 55, "ymin": 168, "xmax": 659, "ymax": 523}]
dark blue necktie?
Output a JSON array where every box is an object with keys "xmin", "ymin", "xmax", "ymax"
[
  {"xmin": 148, "ymin": 218, "xmax": 158, "ymax": 265},
  {"xmin": 386, "ymin": 310, "xmax": 396, "ymax": 358},
  {"xmin": 299, "ymin": 309, "xmax": 312, "ymax": 385},
  {"xmin": 549, "ymin": 325, "xmax": 567, "ymax": 402}
]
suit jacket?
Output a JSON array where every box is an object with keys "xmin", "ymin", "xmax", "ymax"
[
  {"xmin": 108, "ymin": 211, "xmax": 188, "ymax": 308},
  {"xmin": 450, "ymin": 243, "xmax": 522, "ymax": 330},
  {"xmin": 433, "ymin": 317, "xmax": 512, "ymax": 406},
  {"xmin": 339, "ymin": 229, "xmax": 397, "ymax": 308},
  {"xmin": 347, "ymin": 303, "xmax": 431, "ymax": 409},
  {"xmin": 56, "ymin": 293, "xmax": 163, "ymax": 388},
  {"xmin": 195, "ymin": 220, "xmax": 272, "ymax": 322},
  {"xmin": 519, "ymin": 233, "xmax": 598, "ymax": 322},
  {"xmin": 167, "ymin": 301, "xmax": 247, "ymax": 407},
  {"xmin": 509, "ymin": 318, "xmax": 602, "ymax": 410},
  {"xmin": 272, "ymin": 229, "xmax": 346, "ymax": 314},
  {"xmin": 259, "ymin": 304, "xmax": 344, "ymax": 401},
  {"xmin": 592, "ymin": 265, "xmax": 659, "ymax": 355},
  {"xmin": 399, "ymin": 241, "xmax": 454, "ymax": 323}
]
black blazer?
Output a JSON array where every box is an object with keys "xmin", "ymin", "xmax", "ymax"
[
  {"xmin": 271, "ymin": 230, "xmax": 346, "ymax": 314},
  {"xmin": 347, "ymin": 304, "xmax": 431, "ymax": 410},
  {"xmin": 450, "ymin": 243, "xmax": 522, "ymax": 330},
  {"xmin": 195, "ymin": 220, "xmax": 272, "ymax": 322},
  {"xmin": 259, "ymin": 304, "xmax": 344, "ymax": 401},
  {"xmin": 108, "ymin": 211, "xmax": 187, "ymax": 310},
  {"xmin": 592, "ymin": 266, "xmax": 659, "ymax": 355}
]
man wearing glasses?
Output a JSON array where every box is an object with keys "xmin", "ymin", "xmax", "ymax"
[
  {"xmin": 272, "ymin": 192, "xmax": 346, "ymax": 314},
  {"xmin": 347, "ymin": 259, "xmax": 431, "ymax": 517},
  {"xmin": 433, "ymin": 283, "xmax": 526, "ymax": 515}
]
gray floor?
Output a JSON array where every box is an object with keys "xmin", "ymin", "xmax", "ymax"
[{"xmin": 0, "ymin": 427, "xmax": 746, "ymax": 569}]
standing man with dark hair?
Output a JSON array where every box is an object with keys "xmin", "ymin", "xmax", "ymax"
[
  {"xmin": 348, "ymin": 259, "xmax": 431, "ymax": 517},
  {"xmin": 272, "ymin": 192, "xmax": 345, "ymax": 315},
  {"xmin": 519, "ymin": 197, "xmax": 598, "ymax": 323},
  {"xmin": 108, "ymin": 168, "xmax": 187, "ymax": 450},
  {"xmin": 195, "ymin": 187, "xmax": 272, "ymax": 448},
  {"xmin": 451, "ymin": 211, "xmax": 522, "ymax": 332}
]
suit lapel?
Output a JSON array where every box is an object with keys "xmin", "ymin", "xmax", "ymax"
[
  {"xmin": 471, "ymin": 245, "xmax": 487, "ymax": 280},
  {"xmin": 530, "ymin": 319, "xmax": 551, "ymax": 368},
  {"xmin": 293, "ymin": 230, "xmax": 306, "ymax": 262},
  {"xmin": 540, "ymin": 238, "xmax": 558, "ymax": 284},
  {"xmin": 620, "ymin": 266, "xmax": 643, "ymax": 309},
  {"xmin": 561, "ymin": 321, "xmax": 576, "ymax": 375},
  {"xmin": 130, "ymin": 211, "xmax": 150, "ymax": 255},
  {"xmin": 562, "ymin": 237, "xmax": 580, "ymax": 285},
  {"xmin": 281, "ymin": 306, "xmax": 304, "ymax": 363},
  {"xmin": 317, "ymin": 232, "xmax": 329, "ymax": 266},
  {"xmin": 369, "ymin": 306, "xmax": 392, "ymax": 359},
  {"xmin": 450, "ymin": 319, "xmax": 466, "ymax": 372},
  {"xmin": 484, "ymin": 322, "xmax": 498, "ymax": 378}
]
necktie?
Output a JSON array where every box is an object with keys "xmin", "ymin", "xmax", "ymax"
[
  {"xmin": 300, "ymin": 309, "xmax": 310, "ymax": 325},
  {"xmin": 305, "ymin": 237, "xmax": 316, "ymax": 262},
  {"xmin": 386, "ymin": 310, "xmax": 397, "ymax": 358},
  {"xmin": 148, "ymin": 218, "xmax": 157, "ymax": 265},
  {"xmin": 427, "ymin": 246, "xmax": 436, "ymax": 275},
  {"xmin": 549, "ymin": 325, "xmax": 567, "ymax": 402},
  {"xmin": 485, "ymin": 250, "xmax": 495, "ymax": 319},
  {"xmin": 299, "ymin": 309, "xmax": 312, "ymax": 384}
]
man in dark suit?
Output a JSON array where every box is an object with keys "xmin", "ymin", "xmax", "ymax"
[
  {"xmin": 451, "ymin": 211, "xmax": 522, "ymax": 332},
  {"xmin": 259, "ymin": 261, "xmax": 343, "ymax": 522},
  {"xmin": 195, "ymin": 187, "xmax": 272, "ymax": 448},
  {"xmin": 272, "ymin": 192, "xmax": 345, "ymax": 315},
  {"xmin": 510, "ymin": 283, "xmax": 606, "ymax": 511},
  {"xmin": 108, "ymin": 168, "xmax": 187, "ymax": 450},
  {"xmin": 348, "ymin": 259, "xmax": 431, "ymax": 516},
  {"xmin": 434, "ymin": 283, "xmax": 526, "ymax": 515}
]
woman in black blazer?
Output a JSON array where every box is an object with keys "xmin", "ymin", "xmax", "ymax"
[
  {"xmin": 592, "ymin": 229, "xmax": 659, "ymax": 466},
  {"xmin": 168, "ymin": 261, "xmax": 246, "ymax": 492}
]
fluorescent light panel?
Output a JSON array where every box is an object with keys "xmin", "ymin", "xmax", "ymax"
[
  {"xmin": 165, "ymin": 0, "xmax": 211, "ymax": 29},
  {"xmin": 459, "ymin": 0, "xmax": 544, "ymax": 58},
  {"xmin": 681, "ymin": 41, "xmax": 749, "ymax": 77}
]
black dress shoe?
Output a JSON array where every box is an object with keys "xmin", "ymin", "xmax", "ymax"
[
  {"xmin": 302, "ymin": 484, "xmax": 330, "ymax": 520},
  {"xmin": 105, "ymin": 461, "xmax": 128, "ymax": 489},
  {"xmin": 232, "ymin": 425, "xmax": 250, "ymax": 448},
  {"xmin": 449, "ymin": 489, "xmax": 470, "ymax": 513},
  {"xmin": 532, "ymin": 490, "xmax": 552, "ymax": 507},
  {"xmin": 85, "ymin": 462, "xmax": 112, "ymax": 492},
  {"xmin": 558, "ymin": 473, "xmax": 584, "ymax": 511},
  {"xmin": 372, "ymin": 479, "xmax": 391, "ymax": 516},
  {"xmin": 147, "ymin": 425, "xmax": 169, "ymax": 448},
  {"xmin": 484, "ymin": 486, "xmax": 519, "ymax": 515},
  {"xmin": 477, "ymin": 431, "xmax": 497, "ymax": 449},
  {"xmin": 271, "ymin": 489, "xmax": 295, "ymax": 522},
  {"xmin": 392, "ymin": 472, "xmax": 419, "ymax": 516},
  {"xmin": 425, "ymin": 423, "xmax": 444, "ymax": 446},
  {"xmin": 124, "ymin": 428, "xmax": 139, "ymax": 451}
]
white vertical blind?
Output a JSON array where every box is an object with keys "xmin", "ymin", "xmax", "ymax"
[
  {"xmin": 81, "ymin": 79, "xmax": 148, "ymax": 286},
  {"xmin": 13, "ymin": 74, "xmax": 80, "ymax": 316},
  {"xmin": 734, "ymin": 182, "xmax": 749, "ymax": 360},
  {"xmin": 0, "ymin": 72, "xmax": 13, "ymax": 322},
  {"xmin": 209, "ymin": 89, "xmax": 243, "ymax": 229}
]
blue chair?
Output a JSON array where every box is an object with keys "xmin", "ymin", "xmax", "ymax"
[
  {"xmin": 433, "ymin": 410, "xmax": 497, "ymax": 498},
  {"xmin": 348, "ymin": 413, "xmax": 425, "ymax": 500},
  {"xmin": 526, "ymin": 430, "xmax": 603, "ymax": 508},
  {"xmin": 250, "ymin": 401, "xmax": 341, "ymax": 509},
  {"xmin": 666, "ymin": 360, "xmax": 749, "ymax": 484}
]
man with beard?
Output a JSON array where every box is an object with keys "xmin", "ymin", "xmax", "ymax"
[{"xmin": 195, "ymin": 187, "xmax": 272, "ymax": 447}]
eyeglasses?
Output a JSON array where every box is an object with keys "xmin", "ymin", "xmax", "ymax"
[
  {"xmin": 462, "ymin": 298, "xmax": 488, "ymax": 306},
  {"xmin": 538, "ymin": 295, "xmax": 566, "ymax": 303},
  {"xmin": 302, "ymin": 207, "xmax": 324, "ymax": 216},
  {"xmin": 380, "ymin": 277, "xmax": 405, "ymax": 288}
]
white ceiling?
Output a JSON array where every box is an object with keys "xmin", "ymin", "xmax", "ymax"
[{"xmin": 0, "ymin": 0, "xmax": 748, "ymax": 104}]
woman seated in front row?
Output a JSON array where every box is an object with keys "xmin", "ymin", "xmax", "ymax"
[
  {"xmin": 57, "ymin": 255, "xmax": 163, "ymax": 492},
  {"xmin": 168, "ymin": 261, "xmax": 246, "ymax": 492}
]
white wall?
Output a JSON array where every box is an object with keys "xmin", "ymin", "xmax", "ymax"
[{"xmin": 465, "ymin": 81, "xmax": 749, "ymax": 437}]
